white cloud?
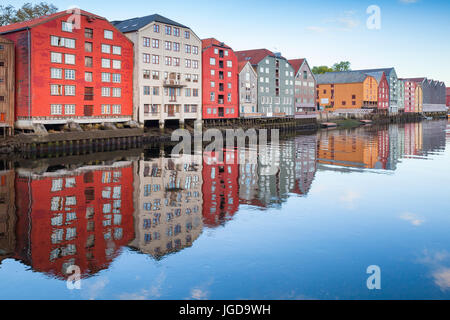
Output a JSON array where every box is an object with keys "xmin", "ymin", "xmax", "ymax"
[
  {"xmin": 400, "ymin": 0, "xmax": 419, "ymax": 4},
  {"xmin": 432, "ymin": 268, "xmax": 450, "ymax": 291},
  {"xmin": 400, "ymin": 213, "xmax": 425, "ymax": 226},
  {"xmin": 339, "ymin": 190, "xmax": 361, "ymax": 209}
]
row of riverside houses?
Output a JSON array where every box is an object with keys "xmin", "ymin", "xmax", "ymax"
[{"xmin": 0, "ymin": 10, "xmax": 447, "ymax": 135}]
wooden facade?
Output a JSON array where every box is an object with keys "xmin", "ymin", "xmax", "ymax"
[{"xmin": 0, "ymin": 36, "xmax": 14, "ymax": 134}]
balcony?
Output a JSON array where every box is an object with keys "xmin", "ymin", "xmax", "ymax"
[{"xmin": 163, "ymin": 79, "xmax": 187, "ymax": 88}]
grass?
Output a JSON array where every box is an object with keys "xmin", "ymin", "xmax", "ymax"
[{"xmin": 335, "ymin": 119, "xmax": 362, "ymax": 129}]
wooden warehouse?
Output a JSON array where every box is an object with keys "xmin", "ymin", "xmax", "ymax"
[{"xmin": 0, "ymin": 36, "xmax": 14, "ymax": 135}]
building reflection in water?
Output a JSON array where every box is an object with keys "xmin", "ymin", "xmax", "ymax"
[
  {"xmin": 130, "ymin": 155, "xmax": 203, "ymax": 259},
  {"xmin": 12, "ymin": 162, "xmax": 135, "ymax": 279},
  {"xmin": 0, "ymin": 120, "xmax": 447, "ymax": 281},
  {"xmin": 0, "ymin": 168, "xmax": 15, "ymax": 263},
  {"xmin": 202, "ymin": 150, "xmax": 239, "ymax": 227}
]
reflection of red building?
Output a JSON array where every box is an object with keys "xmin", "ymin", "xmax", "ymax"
[
  {"xmin": 377, "ymin": 129, "xmax": 390, "ymax": 169},
  {"xmin": 202, "ymin": 38, "xmax": 238, "ymax": 119},
  {"xmin": 202, "ymin": 150, "xmax": 239, "ymax": 227},
  {"xmin": 14, "ymin": 163, "xmax": 134, "ymax": 279}
]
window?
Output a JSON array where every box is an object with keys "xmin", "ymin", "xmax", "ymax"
[
  {"xmin": 185, "ymin": 59, "xmax": 191, "ymax": 68},
  {"xmin": 210, "ymin": 58, "xmax": 216, "ymax": 66},
  {"xmin": 65, "ymin": 85, "xmax": 75, "ymax": 96},
  {"xmin": 112, "ymin": 60, "xmax": 121, "ymax": 69},
  {"xmin": 228, "ymin": 93, "xmax": 232, "ymax": 102},
  {"xmin": 112, "ymin": 104, "xmax": 121, "ymax": 114},
  {"xmin": 102, "ymin": 73, "xmax": 111, "ymax": 82},
  {"xmin": 50, "ymin": 84, "xmax": 63, "ymax": 96},
  {"xmin": 228, "ymin": 72, "xmax": 232, "ymax": 78},
  {"xmin": 65, "ymin": 69, "xmax": 75, "ymax": 80},
  {"xmin": 65, "ymin": 54, "xmax": 75, "ymax": 65},
  {"xmin": 102, "ymin": 104, "xmax": 111, "ymax": 114},
  {"xmin": 143, "ymin": 86, "xmax": 151, "ymax": 95},
  {"xmin": 165, "ymin": 41, "xmax": 172, "ymax": 50},
  {"xmin": 185, "ymin": 44, "xmax": 191, "ymax": 54},
  {"xmin": 102, "ymin": 44, "xmax": 111, "ymax": 54},
  {"xmin": 85, "ymin": 28, "xmax": 93, "ymax": 38},
  {"xmin": 152, "ymin": 71, "xmax": 159, "ymax": 80},
  {"xmin": 112, "ymin": 88, "xmax": 121, "ymax": 97},
  {"xmin": 174, "ymin": 57, "xmax": 180, "ymax": 66},
  {"xmin": 85, "ymin": 41, "xmax": 93, "ymax": 52},
  {"xmin": 84, "ymin": 87, "xmax": 94, "ymax": 100},
  {"xmin": 174, "ymin": 27, "xmax": 180, "ymax": 37},
  {"xmin": 152, "ymin": 39, "xmax": 159, "ymax": 48},
  {"xmin": 227, "ymin": 61, "xmax": 233, "ymax": 67},
  {"xmin": 193, "ymin": 75, "xmax": 198, "ymax": 83},
  {"xmin": 165, "ymin": 56, "xmax": 172, "ymax": 66},
  {"xmin": 152, "ymin": 55, "xmax": 159, "ymax": 64},
  {"xmin": 51, "ymin": 52, "xmax": 62, "ymax": 63},
  {"xmin": 173, "ymin": 42, "xmax": 180, "ymax": 52},
  {"xmin": 143, "ymin": 37, "xmax": 150, "ymax": 47},
  {"xmin": 112, "ymin": 46, "xmax": 121, "ymax": 55},
  {"xmin": 62, "ymin": 21, "xmax": 73, "ymax": 32},
  {"xmin": 153, "ymin": 24, "xmax": 160, "ymax": 33},
  {"xmin": 85, "ymin": 72, "xmax": 93, "ymax": 82},
  {"xmin": 193, "ymin": 89, "xmax": 198, "ymax": 97},
  {"xmin": 165, "ymin": 25, "xmax": 172, "ymax": 35},
  {"xmin": 112, "ymin": 74, "xmax": 121, "ymax": 83},
  {"xmin": 51, "ymin": 68, "xmax": 62, "ymax": 79},
  {"xmin": 211, "ymin": 81, "xmax": 215, "ymax": 88},
  {"xmin": 104, "ymin": 30, "xmax": 113, "ymax": 40},
  {"xmin": 193, "ymin": 46, "xmax": 198, "ymax": 55},
  {"xmin": 65, "ymin": 104, "xmax": 75, "ymax": 115},
  {"xmin": 152, "ymin": 87, "xmax": 159, "ymax": 95},
  {"xmin": 185, "ymin": 88, "xmax": 191, "ymax": 97},
  {"xmin": 51, "ymin": 104, "xmax": 62, "ymax": 115},
  {"xmin": 102, "ymin": 87, "xmax": 111, "ymax": 97},
  {"xmin": 193, "ymin": 60, "xmax": 198, "ymax": 69},
  {"xmin": 102, "ymin": 58, "xmax": 111, "ymax": 68},
  {"xmin": 185, "ymin": 30, "xmax": 190, "ymax": 39},
  {"xmin": 210, "ymin": 92, "xmax": 215, "ymax": 101},
  {"xmin": 143, "ymin": 53, "xmax": 150, "ymax": 63},
  {"xmin": 85, "ymin": 56, "xmax": 93, "ymax": 67}
]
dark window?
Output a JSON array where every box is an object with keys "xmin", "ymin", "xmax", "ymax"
[
  {"xmin": 84, "ymin": 105, "xmax": 94, "ymax": 116},
  {"xmin": 0, "ymin": 78, "xmax": 4, "ymax": 83},
  {"xmin": 84, "ymin": 87, "xmax": 94, "ymax": 101},
  {"xmin": 84, "ymin": 172, "xmax": 94, "ymax": 183},
  {"xmin": 352, "ymin": 101, "xmax": 356, "ymax": 106},
  {"xmin": 85, "ymin": 56, "xmax": 93, "ymax": 67},
  {"xmin": 0, "ymin": 61, "xmax": 4, "ymax": 67},
  {"xmin": 85, "ymin": 28, "xmax": 93, "ymax": 39},
  {"xmin": 0, "ymin": 45, "xmax": 4, "ymax": 50},
  {"xmin": 352, "ymin": 95, "xmax": 356, "ymax": 99},
  {"xmin": 0, "ymin": 96, "xmax": 4, "ymax": 102},
  {"xmin": 342, "ymin": 101, "xmax": 346, "ymax": 106},
  {"xmin": 85, "ymin": 188, "xmax": 95, "ymax": 201}
]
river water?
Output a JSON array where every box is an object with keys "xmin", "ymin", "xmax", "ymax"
[{"xmin": 0, "ymin": 120, "xmax": 449, "ymax": 300}]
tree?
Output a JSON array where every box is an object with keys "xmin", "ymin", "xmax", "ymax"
[
  {"xmin": 0, "ymin": 2, "xmax": 58, "ymax": 26},
  {"xmin": 312, "ymin": 66, "xmax": 333, "ymax": 74},
  {"xmin": 332, "ymin": 61, "xmax": 351, "ymax": 72}
]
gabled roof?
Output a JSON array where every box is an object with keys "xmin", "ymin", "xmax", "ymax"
[
  {"xmin": 288, "ymin": 59, "xmax": 305, "ymax": 73},
  {"xmin": 113, "ymin": 14, "xmax": 188, "ymax": 33},
  {"xmin": 403, "ymin": 77, "xmax": 426, "ymax": 83},
  {"xmin": 0, "ymin": 10, "xmax": 105, "ymax": 34},
  {"xmin": 235, "ymin": 49, "xmax": 275, "ymax": 66},
  {"xmin": 366, "ymin": 71, "xmax": 386, "ymax": 84},
  {"xmin": 353, "ymin": 67, "xmax": 396, "ymax": 75},
  {"xmin": 237, "ymin": 61, "xmax": 249, "ymax": 73},
  {"xmin": 202, "ymin": 38, "xmax": 231, "ymax": 50},
  {"xmin": 316, "ymin": 71, "xmax": 372, "ymax": 85}
]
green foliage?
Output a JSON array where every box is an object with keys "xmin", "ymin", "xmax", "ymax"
[
  {"xmin": 332, "ymin": 61, "xmax": 352, "ymax": 72},
  {"xmin": 0, "ymin": 2, "xmax": 58, "ymax": 26},
  {"xmin": 313, "ymin": 61, "xmax": 352, "ymax": 74},
  {"xmin": 312, "ymin": 66, "xmax": 333, "ymax": 74}
]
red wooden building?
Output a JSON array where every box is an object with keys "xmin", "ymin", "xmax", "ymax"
[
  {"xmin": 369, "ymin": 71, "xmax": 389, "ymax": 113},
  {"xmin": 202, "ymin": 150, "xmax": 239, "ymax": 228},
  {"xmin": 14, "ymin": 163, "xmax": 135, "ymax": 280},
  {"xmin": 0, "ymin": 9, "xmax": 134, "ymax": 130},
  {"xmin": 201, "ymin": 38, "xmax": 238, "ymax": 120}
]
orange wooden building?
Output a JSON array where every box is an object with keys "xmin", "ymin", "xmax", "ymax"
[
  {"xmin": 316, "ymin": 71, "xmax": 378, "ymax": 111},
  {"xmin": 0, "ymin": 36, "xmax": 14, "ymax": 134}
]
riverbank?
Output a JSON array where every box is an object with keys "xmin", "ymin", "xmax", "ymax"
[{"xmin": 0, "ymin": 112, "xmax": 446, "ymax": 158}]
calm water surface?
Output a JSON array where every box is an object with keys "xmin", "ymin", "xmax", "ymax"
[{"xmin": 0, "ymin": 120, "xmax": 449, "ymax": 300}]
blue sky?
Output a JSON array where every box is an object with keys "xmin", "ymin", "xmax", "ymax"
[{"xmin": 6, "ymin": 0, "xmax": 450, "ymax": 84}]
